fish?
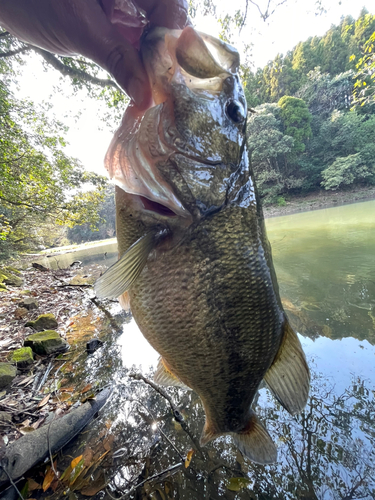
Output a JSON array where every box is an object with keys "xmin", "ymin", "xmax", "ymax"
[{"xmin": 95, "ymin": 26, "xmax": 310, "ymax": 464}]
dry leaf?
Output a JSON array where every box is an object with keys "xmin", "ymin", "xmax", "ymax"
[
  {"xmin": 27, "ymin": 478, "xmax": 41, "ymax": 492},
  {"xmin": 19, "ymin": 426, "xmax": 36, "ymax": 435},
  {"xmin": 81, "ymin": 383, "xmax": 92, "ymax": 394},
  {"xmin": 32, "ymin": 416, "xmax": 46, "ymax": 430},
  {"xmin": 80, "ymin": 472, "xmax": 106, "ymax": 496},
  {"xmin": 42, "ymin": 462, "xmax": 57, "ymax": 492},
  {"xmin": 185, "ymin": 449, "xmax": 194, "ymax": 468},
  {"xmin": 38, "ymin": 394, "xmax": 50, "ymax": 408},
  {"xmin": 71, "ymin": 455, "xmax": 83, "ymax": 470},
  {"xmin": 18, "ymin": 375, "xmax": 34, "ymax": 386}
]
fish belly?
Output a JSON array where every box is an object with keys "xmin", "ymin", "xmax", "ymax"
[{"xmin": 129, "ymin": 204, "xmax": 284, "ymax": 433}]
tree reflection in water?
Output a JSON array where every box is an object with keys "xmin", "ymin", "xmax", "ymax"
[{"xmin": 96, "ymin": 363, "xmax": 375, "ymax": 500}]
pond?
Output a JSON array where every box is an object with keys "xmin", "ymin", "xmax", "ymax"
[{"xmin": 30, "ymin": 200, "xmax": 375, "ymax": 499}]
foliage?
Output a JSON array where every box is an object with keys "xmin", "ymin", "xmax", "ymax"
[
  {"xmin": 246, "ymin": 9, "xmax": 375, "ymax": 105},
  {"xmin": 0, "ymin": 75, "xmax": 107, "ymax": 259},
  {"xmin": 0, "ymin": 28, "xmax": 128, "ymax": 126},
  {"xmin": 67, "ymin": 185, "xmax": 116, "ymax": 244},
  {"xmin": 278, "ymin": 96, "xmax": 312, "ymax": 156},
  {"xmin": 352, "ymin": 24, "xmax": 375, "ymax": 107},
  {"xmin": 321, "ymin": 153, "xmax": 373, "ymax": 190},
  {"xmin": 247, "ymin": 104, "xmax": 303, "ymax": 202}
]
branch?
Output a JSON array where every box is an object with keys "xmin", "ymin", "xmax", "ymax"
[
  {"xmin": 31, "ymin": 46, "xmax": 121, "ymax": 91},
  {"xmin": 0, "ymin": 46, "xmax": 30, "ymax": 58},
  {"xmin": 0, "ymin": 31, "xmax": 10, "ymax": 37},
  {"xmin": 129, "ymin": 372, "xmax": 204, "ymax": 456},
  {"xmin": 0, "ymin": 195, "xmax": 45, "ymax": 211},
  {"xmin": 115, "ymin": 462, "xmax": 183, "ymax": 500}
]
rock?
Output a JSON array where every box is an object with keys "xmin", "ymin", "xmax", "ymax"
[
  {"xmin": 9, "ymin": 347, "xmax": 34, "ymax": 368},
  {"xmin": 0, "ymin": 411, "xmax": 12, "ymax": 424},
  {"xmin": 19, "ymin": 298, "xmax": 38, "ymax": 310},
  {"xmin": 4, "ymin": 266, "xmax": 21, "ymax": 275},
  {"xmin": 14, "ymin": 307, "xmax": 28, "ymax": 319},
  {"xmin": 24, "ymin": 330, "xmax": 68, "ymax": 355},
  {"xmin": 0, "ymin": 267, "xmax": 23, "ymax": 287},
  {"xmin": 25, "ymin": 313, "xmax": 58, "ymax": 331},
  {"xmin": 32, "ymin": 263, "xmax": 48, "ymax": 272},
  {"xmin": 0, "ymin": 363, "xmax": 17, "ymax": 389},
  {"xmin": 86, "ymin": 338, "xmax": 104, "ymax": 354}
]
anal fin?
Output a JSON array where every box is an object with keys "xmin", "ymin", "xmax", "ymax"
[
  {"xmin": 264, "ymin": 320, "xmax": 310, "ymax": 415},
  {"xmin": 231, "ymin": 411, "xmax": 277, "ymax": 464},
  {"xmin": 154, "ymin": 358, "xmax": 190, "ymax": 389}
]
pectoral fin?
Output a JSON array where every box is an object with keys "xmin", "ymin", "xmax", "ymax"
[
  {"xmin": 264, "ymin": 320, "xmax": 310, "ymax": 415},
  {"xmin": 231, "ymin": 411, "xmax": 277, "ymax": 464},
  {"xmin": 94, "ymin": 232, "xmax": 158, "ymax": 299},
  {"xmin": 154, "ymin": 358, "xmax": 189, "ymax": 389}
]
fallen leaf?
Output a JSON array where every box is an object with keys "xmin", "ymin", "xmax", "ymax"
[
  {"xmin": 32, "ymin": 416, "xmax": 46, "ymax": 430},
  {"xmin": 18, "ymin": 375, "xmax": 34, "ymax": 386},
  {"xmin": 80, "ymin": 472, "xmax": 106, "ymax": 496},
  {"xmin": 69, "ymin": 458, "xmax": 85, "ymax": 486},
  {"xmin": 42, "ymin": 462, "xmax": 57, "ymax": 492},
  {"xmin": 27, "ymin": 478, "xmax": 41, "ymax": 492},
  {"xmin": 226, "ymin": 477, "xmax": 251, "ymax": 492},
  {"xmin": 71, "ymin": 455, "xmax": 83, "ymax": 470},
  {"xmin": 81, "ymin": 383, "xmax": 92, "ymax": 394},
  {"xmin": 38, "ymin": 394, "xmax": 50, "ymax": 408},
  {"xmin": 19, "ymin": 426, "xmax": 36, "ymax": 435},
  {"xmin": 185, "ymin": 449, "xmax": 194, "ymax": 468}
]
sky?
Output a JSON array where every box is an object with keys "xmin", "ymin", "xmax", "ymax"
[{"xmin": 12, "ymin": 0, "xmax": 374, "ymax": 178}]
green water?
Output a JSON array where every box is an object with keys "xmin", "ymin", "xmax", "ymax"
[
  {"xmin": 29, "ymin": 199, "xmax": 375, "ymax": 500},
  {"xmin": 267, "ymin": 200, "xmax": 375, "ymax": 344}
]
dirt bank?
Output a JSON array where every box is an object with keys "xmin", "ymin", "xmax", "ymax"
[{"xmin": 263, "ymin": 186, "xmax": 375, "ymax": 218}]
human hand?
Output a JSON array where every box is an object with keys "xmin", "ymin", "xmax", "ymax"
[{"xmin": 0, "ymin": 0, "xmax": 189, "ymax": 109}]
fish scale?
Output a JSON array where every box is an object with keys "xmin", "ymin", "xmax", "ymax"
[
  {"xmin": 129, "ymin": 204, "xmax": 283, "ymax": 433},
  {"xmin": 96, "ymin": 26, "xmax": 310, "ymax": 464}
]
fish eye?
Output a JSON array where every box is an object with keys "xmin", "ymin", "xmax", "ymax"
[{"xmin": 226, "ymin": 100, "xmax": 245, "ymax": 123}]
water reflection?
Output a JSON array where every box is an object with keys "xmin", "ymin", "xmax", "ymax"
[{"xmin": 25, "ymin": 200, "xmax": 375, "ymax": 499}]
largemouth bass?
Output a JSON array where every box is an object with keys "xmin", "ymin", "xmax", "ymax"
[{"xmin": 95, "ymin": 27, "xmax": 310, "ymax": 464}]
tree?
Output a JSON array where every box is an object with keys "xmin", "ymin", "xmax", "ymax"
[
  {"xmin": 67, "ymin": 185, "xmax": 116, "ymax": 244},
  {"xmin": 247, "ymin": 104, "xmax": 300, "ymax": 202},
  {"xmin": 0, "ymin": 75, "xmax": 107, "ymax": 258},
  {"xmin": 278, "ymin": 96, "xmax": 312, "ymax": 156},
  {"xmin": 0, "ymin": 28, "xmax": 128, "ymax": 126}
]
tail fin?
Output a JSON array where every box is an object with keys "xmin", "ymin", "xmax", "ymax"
[
  {"xmin": 231, "ymin": 411, "xmax": 277, "ymax": 465},
  {"xmin": 200, "ymin": 412, "xmax": 277, "ymax": 465}
]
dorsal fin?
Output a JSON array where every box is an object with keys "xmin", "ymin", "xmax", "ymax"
[{"xmin": 264, "ymin": 320, "xmax": 310, "ymax": 415}]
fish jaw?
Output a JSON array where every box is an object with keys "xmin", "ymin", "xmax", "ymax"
[{"xmin": 105, "ymin": 26, "xmax": 247, "ymax": 221}]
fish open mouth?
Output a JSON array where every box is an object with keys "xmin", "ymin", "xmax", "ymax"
[{"xmin": 139, "ymin": 196, "xmax": 177, "ymax": 217}]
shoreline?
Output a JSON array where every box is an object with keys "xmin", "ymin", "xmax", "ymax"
[{"xmin": 262, "ymin": 186, "xmax": 375, "ymax": 218}]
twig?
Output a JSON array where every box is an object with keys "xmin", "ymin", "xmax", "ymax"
[
  {"xmin": 56, "ymin": 283, "xmax": 92, "ymax": 288},
  {"xmin": 114, "ymin": 462, "xmax": 183, "ymax": 500},
  {"xmin": 128, "ymin": 373, "xmax": 204, "ymax": 456},
  {"xmin": 47, "ymin": 417, "xmax": 58, "ymax": 476},
  {"xmin": 0, "ymin": 465, "xmax": 25, "ymax": 500},
  {"xmin": 133, "ymin": 399, "xmax": 186, "ymax": 462},
  {"xmin": 36, "ymin": 360, "xmax": 54, "ymax": 392},
  {"xmin": 90, "ymin": 297, "xmax": 121, "ymax": 332}
]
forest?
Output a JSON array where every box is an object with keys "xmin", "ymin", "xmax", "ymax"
[{"xmin": 0, "ymin": 7, "xmax": 375, "ymax": 256}]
